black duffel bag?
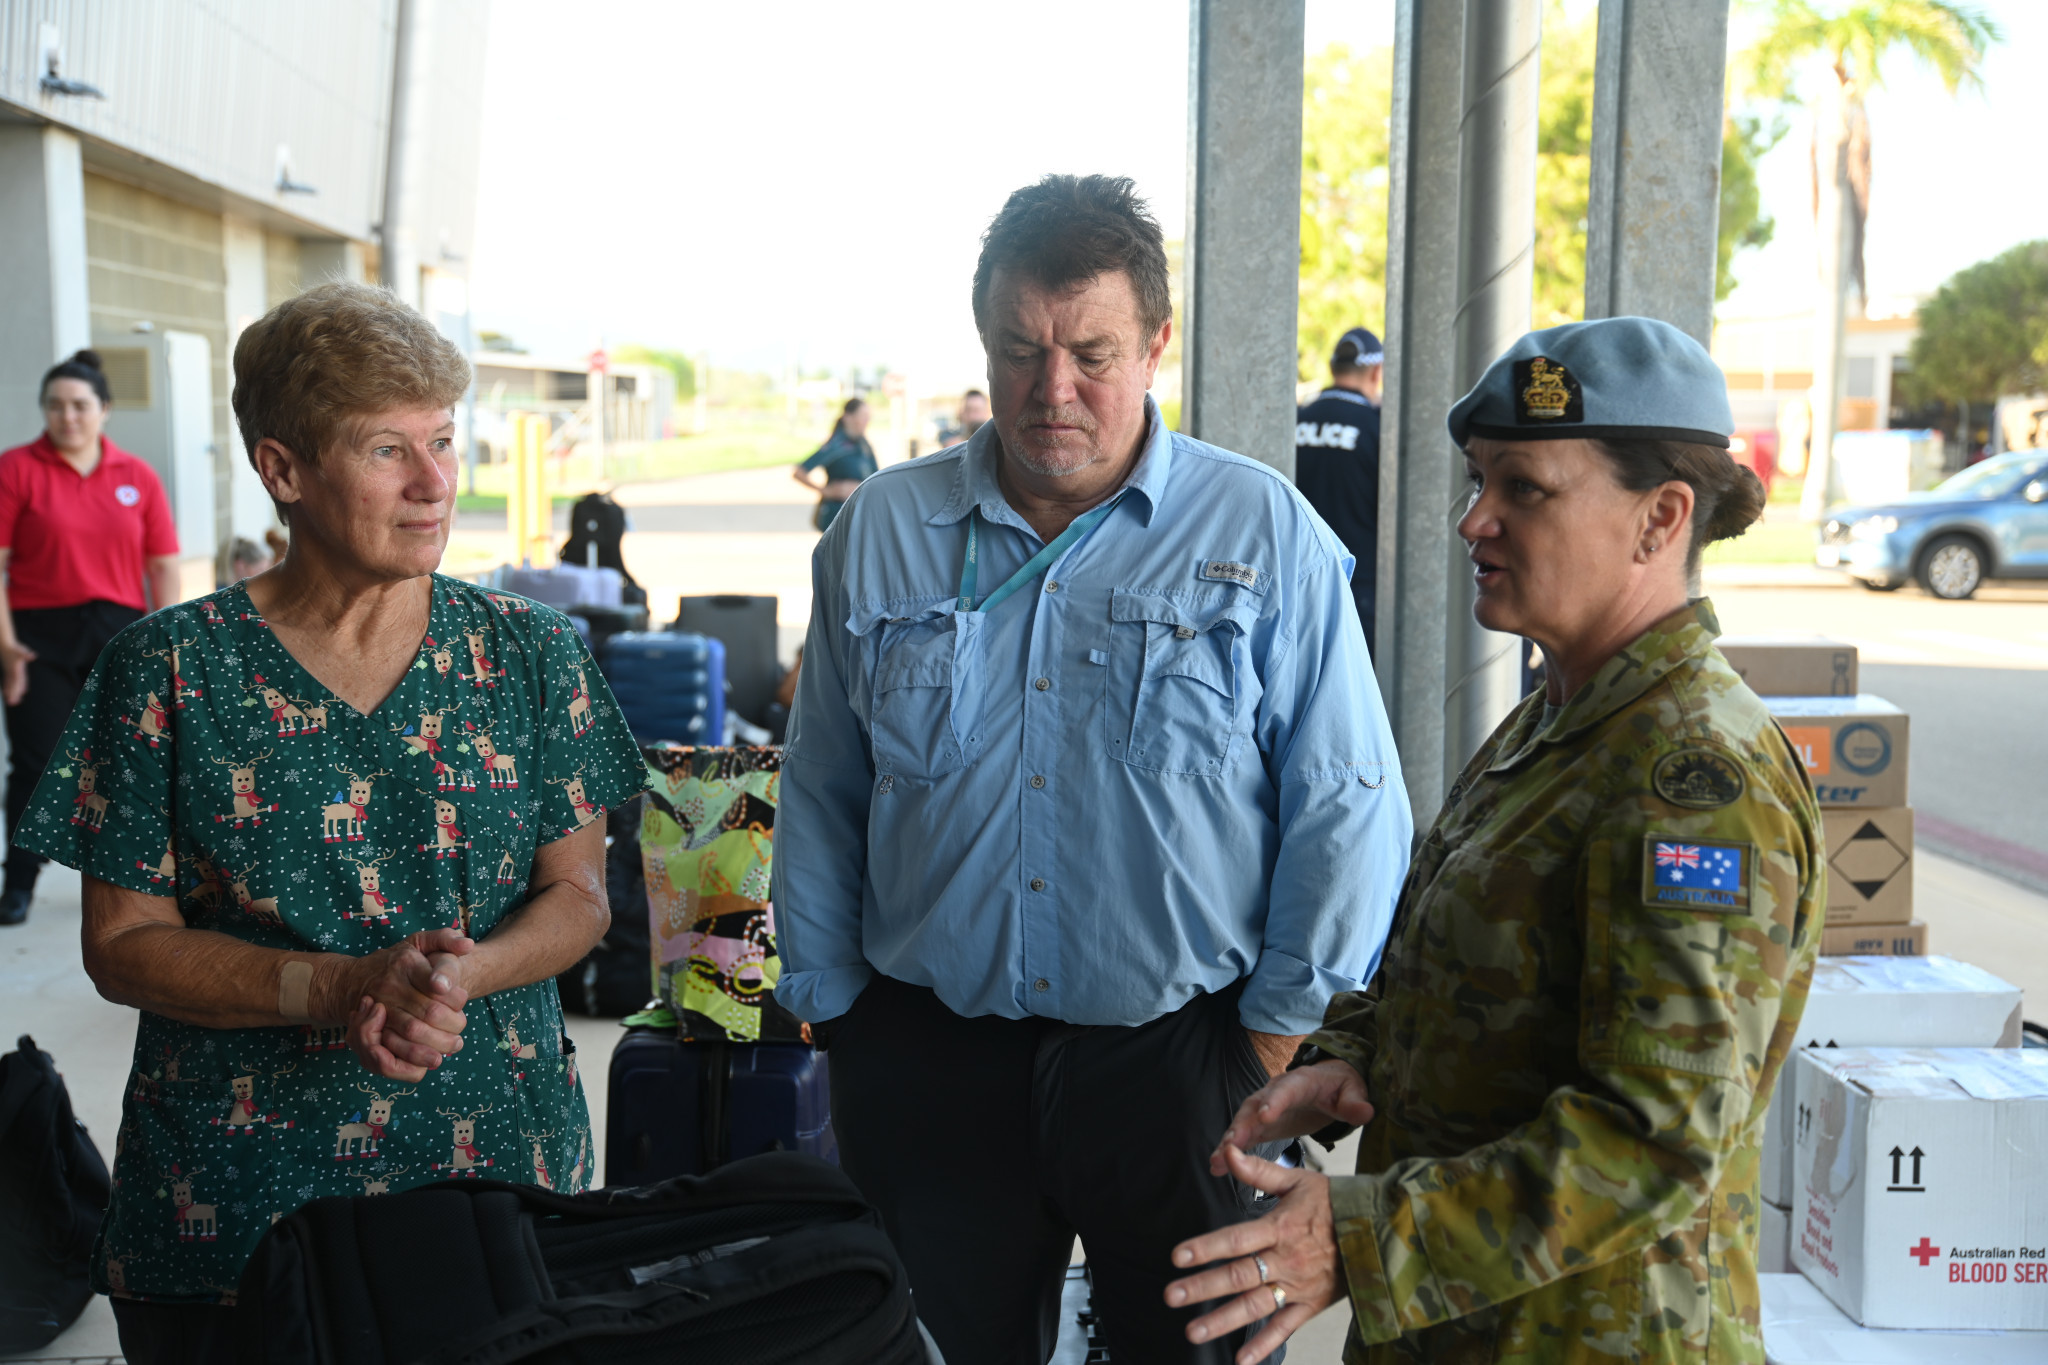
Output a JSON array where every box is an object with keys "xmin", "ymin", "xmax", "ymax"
[
  {"xmin": 234, "ymin": 1151, "xmax": 932, "ymax": 1365},
  {"xmin": 555, "ymin": 796, "xmax": 654, "ymax": 1017},
  {"xmin": 0, "ymin": 1034, "xmax": 111, "ymax": 1354}
]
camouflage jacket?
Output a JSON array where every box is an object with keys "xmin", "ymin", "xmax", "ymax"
[{"xmin": 1309, "ymin": 600, "xmax": 1823, "ymax": 1364}]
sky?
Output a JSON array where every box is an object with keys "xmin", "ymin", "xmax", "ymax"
[{"xmin": 466, "ymin": 0, "xmax": 2043, "ymax": 389}]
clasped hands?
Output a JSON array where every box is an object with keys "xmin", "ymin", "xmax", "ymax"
[
  {"xmin": 317, "ymin": 928, "xmax": 477, "ymax": 1082},
  {"xmin": 1164, "ymin": 1059, "xmax": 1374, "ymax": 1365}
]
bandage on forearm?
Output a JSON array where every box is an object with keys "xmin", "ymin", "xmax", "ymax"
[{"xmin": 278, "ymin": 960, "xmax": 314, "ymax": 1023}]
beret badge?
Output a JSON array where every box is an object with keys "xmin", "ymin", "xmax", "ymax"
[{"xmin": 1514, "ymin": 357, "xmax": 1583, "ymax": 425}]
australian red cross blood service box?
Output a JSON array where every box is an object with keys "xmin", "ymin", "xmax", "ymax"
[
  {"xmin": 1767, "ymin": 696, "xmax": 1908, "ymax": 809},
  {"xmin": 1821, "ymin": 807, "xmax": 1913, "ymax": 926},
  {"xmin": 1759, "ymin": 956, "xmax": 2021, "ymax": 1207},
  {"xmin": 1791, "ymin": 1047, "xmax": 2048, "ymax": 1330},
  {"xmin": 1717, "ymin": 636, "xmax": 1859, "ymax": 697}
]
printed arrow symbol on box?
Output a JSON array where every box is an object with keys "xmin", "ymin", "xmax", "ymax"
[
  {"xmin": 1910, "ymin": 1146, "xmax": 1925, "ymax": 1185},
  {"xmin": 1889, "ymin": 1146, "xmax": 1905, "ymax": 1184}
]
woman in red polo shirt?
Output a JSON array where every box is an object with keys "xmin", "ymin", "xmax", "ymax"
[{"xmin": 0, "ymin": 350, "xmax": 179, "ymax": 924}]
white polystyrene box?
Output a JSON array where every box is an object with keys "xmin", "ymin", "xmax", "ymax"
[
  {"xmin": 1791, "ymin": 1048, "xmax": 2048, "ymax": 1331},
  {"xmin": 1760, "ymin": 956, "xmax": 2021, "ymax": 1205},
  {"xmin": 1760, "ymin": 1200, "xmax": 1791, "ymax": 1275},
  {"xmin": 1761, "ymin": 1271, "xmax": 2044, "ymax": 1363}
]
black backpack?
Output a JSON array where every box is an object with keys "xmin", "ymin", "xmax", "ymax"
[
  {"xmin": 555, "ymin": 797, "xmax": 655, "ymax": 1017},
  {"xmin": 560, "ymin": 491, "xmax": 645, "ymax": 603},
  {"xmin": 0, "ymin": 1035, "xmax": 112, "ymax": 1354},
  {"xmin": 234, "ymin": 1151, "xmax": 932, "ymax": 1365}
]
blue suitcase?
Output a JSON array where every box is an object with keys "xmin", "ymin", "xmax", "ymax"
[
  {"xmin": 597, "ymin": 631, "xmax": 726, "ymax": 746},
  {"xmin": 604, "ymin": 1029, "xmax": 835, "ymax": 1187}
]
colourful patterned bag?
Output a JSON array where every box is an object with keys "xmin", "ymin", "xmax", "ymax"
[{"xmin": 638, "ymin": 745, "xmax": 801, "ymax": 1042}]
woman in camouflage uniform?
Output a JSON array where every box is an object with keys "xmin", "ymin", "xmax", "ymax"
[
  {"xmin": 19, "ymin": 283, "xmax": 645, "ymax": 1364},
  {"xmin": 1165, "ymin": 318, "xmax": 1824, "ymax": 1364}
]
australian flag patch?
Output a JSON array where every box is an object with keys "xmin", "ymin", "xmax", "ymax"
[{"xmin": 1641, "ymin": 835, "xmax": 1751, "ymax": 912}]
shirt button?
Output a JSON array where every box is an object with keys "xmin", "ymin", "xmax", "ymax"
[
  {"xmin": 1034, "ymin": 978, "xmax": 1050, "ymax": 992},
  {"xmin": 1030, "ymin": 877, "xmax": 1046, "ymax": 892},
  {"xmin": 1044, "ymin": 580, "xmax": 1060, "ymax": 593},
  {"xmin": 1034, "ymin": 676, "xmax": 1050, "ymax": 691},
  {"xmin": 1029, "ymin": 774, "xmax": 1046, "ymax": 789}
]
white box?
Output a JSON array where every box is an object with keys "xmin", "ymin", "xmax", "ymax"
[
  {"xmin": 1761, "ymin": 1201, "xmax": 1791, "ymax": 1275},
  {"xmin": 1760, "ymin": 956, "xmax": 2022, "ymax": 1206},
  {"xmin": 1791, "ymin": 1048, "xmax": 2048, "ymax": 1330},
  {"xmin": 1761, "ymin": 1271, "xmax": 2045, "ymax": 1363}
]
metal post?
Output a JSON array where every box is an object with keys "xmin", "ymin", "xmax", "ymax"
[
  {"xmin": 1584, "ymin": 0, "xmax": 1730, "ymax": 346},
  {"xmin": 380, "ymin": 0, "xmax": 430, "ymax": 308},
  {"xmin": 1376, "ymin": 0, "xmax": 1467, "ymax": 826},
  {"xmin": 1183, "ymin": 0, "xmax": 1305, "ymax": 476},
  {"xmin": 1444, "ymin": 0, "xmax": 1541, "ymax": 782}
]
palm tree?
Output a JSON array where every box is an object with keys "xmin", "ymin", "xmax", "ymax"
[{"xmin": 1740, "ymin": 1, "xmax": 1999, "ymax": 520}]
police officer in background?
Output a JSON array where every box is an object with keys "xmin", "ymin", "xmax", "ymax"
[
  {"xmin": 1294, "ymin": 327, "xmax": 1383, "ymax": 655},
  {"xmin": 1165, "ymin": 318, "xmax": 1825, "ymax": 1365}
]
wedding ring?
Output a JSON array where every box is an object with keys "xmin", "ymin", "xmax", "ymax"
[
  {"xmin": 1253, "ymin": 1254, "xmax": 1270, "ymax": 1284},
  {"xmin": 1271, "ymin": 1286, "xmax": 1287, "ymax": 1312}
]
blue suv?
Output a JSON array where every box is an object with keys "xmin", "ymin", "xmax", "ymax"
[{"xmin": 1816, "ymin": 450, "xmax": 2048, "ymax": 598}]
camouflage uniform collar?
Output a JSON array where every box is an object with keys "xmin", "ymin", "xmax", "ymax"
[{"xmin": 1489, "ymin": 598, "xmax": 1722, "ymax": 771}]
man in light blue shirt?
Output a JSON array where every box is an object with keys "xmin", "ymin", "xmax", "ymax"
[{"xmin": 773, "ymin": 173, "xmax": 1410, "ymax": 1365}]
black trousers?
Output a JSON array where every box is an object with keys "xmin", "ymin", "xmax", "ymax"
[
  {"xmin": 829, "ymin": 975, "xmax": 1281, "ymax": 1365},
  {"xmin": 3, "ymin": 601, "xmax": 140, "ymax": 891},
  {"xmin": 110, "ymin": 1298, "xmax": 236, "ymax": 1365}
]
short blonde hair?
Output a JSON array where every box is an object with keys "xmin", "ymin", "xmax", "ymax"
[{"xmin": 232, "ymin": 281, "xmax": 470, "ymax": 465}]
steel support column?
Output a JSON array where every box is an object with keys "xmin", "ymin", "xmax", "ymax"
[
  {"xmin": 1183, "ymin": 0, "xmax": 1305, "ymax": 476},
  {"xmin": 1442, "ymin": 0, "xmax": 1542, "ymax": 782},
  {"xmin": 1584, "ymin": 0, "xmax": 1731, "ymax": 345},
  {"xmin": 1375, "ymin": 0, "xmax": 1468, "ymax": 825}
]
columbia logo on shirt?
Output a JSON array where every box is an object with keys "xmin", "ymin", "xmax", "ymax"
[{"xmin": 1296, "ymin": 422, "xmax": 1361, "ymax": 451}]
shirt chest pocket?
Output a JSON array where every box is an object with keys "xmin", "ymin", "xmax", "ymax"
[
  {"xmin": 1104, "ymin": 591, "xmax": 1254, "ymax": 777},
  {"xmin": 856, "ymin": 604, "xmax": 985, "ymax": 780}
]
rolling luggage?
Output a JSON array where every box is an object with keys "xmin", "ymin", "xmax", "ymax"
[
  {"xmin": 607, "ymin": 1029, "xmax": 834, "ymax": 1187},
  {"xmin": 674, "ymin": 594, "xmax": 779, "ymax": 724},
  {"xmin": 599, "ymin": 631, "xmax": 725, "ymax": 746},
  {"xmin": 234, "ymin": 1152, "xmax": 930, "ymax": 1365}
]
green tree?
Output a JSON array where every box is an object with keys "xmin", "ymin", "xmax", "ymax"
[
  {"xmin": 614, "ymin": 344, "xmax": 697, "ymax": 400},
  {"xmin": 1899, "ymin": 241, "xmax": 2048, "ymax": 407},
  {"xmin": 1297, "ymin": 43, "xmax": 1393, "ymax": 382},
  {"xmin": 1737, "ymin": 0, "xmax": 1999, "ymax": 515}
]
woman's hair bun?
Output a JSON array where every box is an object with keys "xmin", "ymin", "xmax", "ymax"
[
  {"xmin": 67, "ymin": 349, "xmax": 104, "ymax": 373},
  {"xmin": 1702, "ymin": 461, "xmax": 1766, "ymax": 544}
]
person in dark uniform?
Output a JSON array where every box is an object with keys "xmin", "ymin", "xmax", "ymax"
[
  {"xmin": 1294, "ymin": 327, "xmax": 1383, "ymax": 655},
  {"xmin": 0, "ymin": 350, "xmax": 181, "ymax": 925}
]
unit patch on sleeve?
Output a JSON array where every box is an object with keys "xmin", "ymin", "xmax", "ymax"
[
  {"xmin": 1199, "ymin": 560, "xmax": 1261, "ymax": 590},
  {"xmin": 1641, "ymin": 835, "xmax": 1752, "ymax": 912},
  {"xmin": 1652, "ymin": 747, "xmax": 1746, "ymax": 809}
]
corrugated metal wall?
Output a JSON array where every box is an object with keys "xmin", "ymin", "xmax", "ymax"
[{"xmin": 2, "ymin": 0, "xmax": 398, "ymax": 242}]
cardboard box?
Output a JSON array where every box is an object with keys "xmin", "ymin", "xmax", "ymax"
[
  {"xmin": 1719, "ymin": 636, "xmax": 1859, "ymax": 697},
  {"xmin": 1791, "ymin": 1048, "xmax": 2048, "ymax": 1330},
  {"xmin": 1821, "ymin": 807, "xmax": 1913, "ymax": 926},
  {"xmin": 1820, "ymin": 920, "xmax": 1928, "ymax": 957},
  {"xmin": 1759, "ymin": 956, "xmax": 2021, "ymax": 1206},
  {"xmin": 1760, "ymin": 1200, "xmax": 1792, "ymax": 1275},
  {"xmin": 1768, "ymin": 696, "xmax": 1908, "ymax": 808},
  {"xmin": 1760, "ymin": 1271, "xmax": 2046, "ymax": 1363}
]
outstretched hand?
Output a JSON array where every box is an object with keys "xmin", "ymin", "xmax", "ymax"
[
  {"xmin": 1212, "ymin": 1058, "xmax": 1373, "ymax": 1176},
  {"xmin": 333, "ymin": 929, "xmax": 476, "ymax": 1082},
  {"xmin": 1166, "ymin": 1143, "xmax": 1344, "ymax": 1364}
]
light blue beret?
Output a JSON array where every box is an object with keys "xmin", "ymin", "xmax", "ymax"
[{"xmin": 1446, "ymin": 316, "xmax": 1733, "ymax": 450}]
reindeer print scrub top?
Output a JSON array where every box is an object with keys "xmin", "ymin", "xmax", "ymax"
[{"xmin": 15, "ymin": 575, "xmax": 646, "ymax": 1304}]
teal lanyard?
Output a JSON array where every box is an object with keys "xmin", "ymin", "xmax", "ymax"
[{"xmin": 957, "ymin": 494, "xmax": 1125, "ymax": 614}]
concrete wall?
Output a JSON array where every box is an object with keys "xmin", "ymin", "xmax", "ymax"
[{"xmin": 0, "ymin": 123, "xmax": 90, "ymax": 426}]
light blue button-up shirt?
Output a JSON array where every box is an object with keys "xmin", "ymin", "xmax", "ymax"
[{"xmin": 772, "ymin": 401, "xmax": 1412, "ymax": 1035}]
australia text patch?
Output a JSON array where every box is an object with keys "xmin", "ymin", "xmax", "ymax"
[
  {"xmin": 1641, "ymin": 835, "xmax": 1751, "ymax": 912},
  {"xmin": 1199, "ymin": 560, "xmax": 1260, "ymax": 589}
]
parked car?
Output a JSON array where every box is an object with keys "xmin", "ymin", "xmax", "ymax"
[{"xmin": 1815, "ymin": 449, "xmax": 2048, "ymax": 598}]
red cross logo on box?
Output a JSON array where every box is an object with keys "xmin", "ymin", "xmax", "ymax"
[{"xmin": 1909, "ymin": 1237, "xmax": 1941, "ymax": 1267}]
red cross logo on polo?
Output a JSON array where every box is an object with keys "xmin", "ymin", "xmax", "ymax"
[{"xmin": 1909, "ymin": 1237, "xmax": 1940, "ymax": 1267}]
